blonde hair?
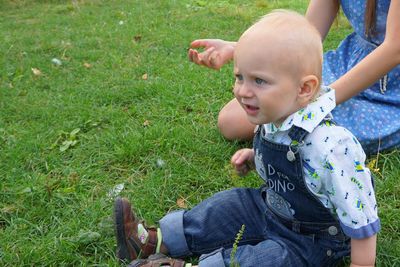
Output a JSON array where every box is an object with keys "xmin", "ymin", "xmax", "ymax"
[{"xmin": 248, "ymin": 10, "xmax": 323, "ymax": 85}]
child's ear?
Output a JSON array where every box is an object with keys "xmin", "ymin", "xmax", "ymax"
[{"xmin": 297, "ymin": 75, "xmax": 319, "ymax": 105}]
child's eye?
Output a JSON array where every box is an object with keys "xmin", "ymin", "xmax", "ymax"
[
  {"xmin": 235, "ymin": 74, "xmax": 243, "ymax": 81},
  {"xmin": 255, "ymin": 78, "xmax": 266, "ymax": 85}
]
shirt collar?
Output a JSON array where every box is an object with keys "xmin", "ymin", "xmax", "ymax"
[{"xmin": 264, "ymin": 86, "xmax": 336, "ymax": 134}]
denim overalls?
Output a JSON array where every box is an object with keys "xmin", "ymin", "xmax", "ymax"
[
  {"xmin": 254, "ymin": 124, "xmax": 350, "ymax": 241},
  {"xmin": 160, "ymin": 124, "xmax": 351, "ymax": 267}
]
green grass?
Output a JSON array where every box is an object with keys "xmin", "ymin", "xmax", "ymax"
[{"xmin": 0, "ymin": 0, "xmax": 399, "ymax": 266}]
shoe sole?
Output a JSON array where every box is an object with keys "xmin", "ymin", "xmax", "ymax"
[{"xmin": 114, "ymin": 198, "xmax": 130, "ymax": 262}]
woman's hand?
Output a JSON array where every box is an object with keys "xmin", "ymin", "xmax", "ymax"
[
  {"xmin": 188, "ymin": 39, "xmax": 236, "ymax": 70},
  {"xmin": 231, "ymin": 148, "xmax": 255, "ymax": 176}
]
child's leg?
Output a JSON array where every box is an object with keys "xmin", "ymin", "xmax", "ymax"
[
  {"xmin": 202, "ymin": 239, "xmax": 304, "ymax": 267},
  {"xmin": 159, "ymin": 188, "xmax": 268, "ymax": 258}
]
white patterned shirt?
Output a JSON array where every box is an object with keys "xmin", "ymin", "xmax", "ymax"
[{"xmin": 258, "ymin": 87, "xmax": 380, "ymax": 239}]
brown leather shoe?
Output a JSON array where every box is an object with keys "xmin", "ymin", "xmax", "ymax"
[
  {"xmin": 114, "ymin": 197, "xmax": 158, "ymax": 262},
  {"xmin": 127, "ymin": 253, "xmax": 185, "ymax": 267}
]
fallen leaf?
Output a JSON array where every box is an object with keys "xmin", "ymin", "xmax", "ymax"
[
  {"xmin": 143, "ymin": 120, "xmax": 150, "ymax": 127},
  {"xmin": 60, "ymin": 140, "xmax": 73, "ymax": 152},
  {"xmin": 58, "ymin": 187, "xmax": 76, "ymax": 193},
  {"xmin": 31, "ymin": 68, "xmax": 42, "ymax": 76},
  {"xmin": 367, "ymin": 159, "xmax": 380, "ymax": 174},
  {"xmin": 177, "ymin": 198, "xmax": 188, "ymax": 209},
  {"xmin": 18, "ymin": 90, "xmax": 28, "ymax": 96},
  {"xmin": 1, "ymin": 205, "xmax": 18, "ymax": 213},
  {"xmin": 133, "ymin": 35, "xmax": 142, "ymax": 42},
  {"xmin": 51, "ymin": 58, "xmax": 62, "ymax": 66},
  {"xmin": 76, "ymin": 230, "xmax": 101, "ymax": 244},
  {"xmin": 156, "ymin": 158, "xmax": 165, "ymax": 168},
  {"xmin": 142, "ymin": 73, "xmax": 148, "ymax": 80},
  {"xmin": 107, "ymin": 183, "xmax": 125, "ymax": 199},
  {"xmin": 184, "ymin": 106, "xmax": 193, "ymax": 113},
  {"xmin": 83, "ymin": 62, "xmax": 92, "ymax": 68},
  {"xmin": 20, "ymin": 187, "xmax": 32, "ymax": 194},
  {"xmin": 69, "ymin": 128, "xmax": 80, "ymax": 140},
  {"xmin": 195, "ymin": 0, "xmax": 207, "ymax": 7}
]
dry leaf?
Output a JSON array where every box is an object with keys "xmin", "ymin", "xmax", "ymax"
[
  {"xmin": 367, "ymin": 159, "xmax": 380, "ymax": 174},
  {"xmin": 51, "ymin": 58, "xmax": 62, "ymax": 66},
  {"xmin": 1, "ymin": 205, "xmax": 17, "ymax": 213},
  {"xmin": 143, "ymin": 120, "xmax": 150, "ymax": 127},
  {"xmin": 133, "ymin": 35, "xmax": 142, "ymax": 42},
  {"xmin": 31, "ymin": 68, "xmax": 42, "ymax": 76},
  {"xmin": 142, "ymin": 73, "xmax": 148, "ymax": 80},
  {"xmin": 83, "ymin": 62, "xmax": 92, "ymax": 68},
  {"xmin": 176, "ymin": 198, "xmax": 188, "ymax": 209}
]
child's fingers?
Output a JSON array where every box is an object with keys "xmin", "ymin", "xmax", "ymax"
[
  {"xmin": 231, "ymin": 150, "xmax": 243, "ymax": 165},
  {"xmin": 231, "ymin": 149, "xmax": 248, "ymax": 166},
  {"xmin": 236, "ymin": 163, "xmax": 250, "ymax": 177},
  {"xmin": 232, "ymin": 149, "xmax": 254, "ymax": 176}
]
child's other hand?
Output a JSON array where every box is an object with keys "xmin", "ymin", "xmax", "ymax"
[
  {"xmin": 231, "ymin": 148, "xmax": 255, "ymax": 177},
  {"xmin": 188, "ymin": 39, "xmax": 234, "ymax": 70}
]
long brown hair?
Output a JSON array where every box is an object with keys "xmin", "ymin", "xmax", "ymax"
[{"xmin": 365, "ymin": 0, "xmax": 377, "ymax": 37}]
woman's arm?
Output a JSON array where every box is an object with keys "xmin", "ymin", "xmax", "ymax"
[
  {"xmin": 306, "ymin": 0, "xmax": 340, "ymax": 41},
  {"xmin": 331, "ymin": 1, "xmax": 400, "ymax": 104},
  {"xmin": 350, "ymin": 235, "xmax": 377, "ymax": 267}
]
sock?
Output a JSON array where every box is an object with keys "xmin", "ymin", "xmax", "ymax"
[{"xmin": 137, "ymin": 223, "xmax": 149, "ymax": 244}]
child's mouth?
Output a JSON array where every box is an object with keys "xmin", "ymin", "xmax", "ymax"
[{"xmin": 244, "ymin": 104, "xmax": 259, "ymax": 115}]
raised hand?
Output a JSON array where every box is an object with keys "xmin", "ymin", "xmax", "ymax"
[{"xmin": 188, "ymin": 39, "xmax": 235, "ymax": 70}]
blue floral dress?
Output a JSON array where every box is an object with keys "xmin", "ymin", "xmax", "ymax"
[{"xmin": 323, "ymin": 0, "xmax": 400, "ymax": 155}]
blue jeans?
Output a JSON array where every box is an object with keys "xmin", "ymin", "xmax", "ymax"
[{"xmin": 159, "ymin": 187, "xmax": 349, "ymax": 267}]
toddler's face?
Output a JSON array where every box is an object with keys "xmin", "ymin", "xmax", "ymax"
[{"xmin": 233, "ymin": 35, "xmax": 303, "ymax": 126}]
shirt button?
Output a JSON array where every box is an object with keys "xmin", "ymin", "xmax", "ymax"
[
  {"xmin": 327, "ymin": 249, "xmax": 332, "ymax": 256},
  {"xmin": 328, "ymin": 226, "xmax": 338, "ymax": 236}
]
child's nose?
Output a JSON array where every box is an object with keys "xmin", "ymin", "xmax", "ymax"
[{"xmin": 235, "ymin": 83, "xmax": 253, "ymax": 98}]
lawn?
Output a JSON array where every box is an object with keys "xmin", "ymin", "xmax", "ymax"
[{"xmin": 0, "ymin": 0, "xmax": 399, "ymax": 266}]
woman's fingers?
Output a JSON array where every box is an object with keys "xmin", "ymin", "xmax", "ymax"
[
  {"xmin": 189, "ymin": 46, "xmax": 220, "ymax": 69},
  {"xmin": 190, "ymin": 39, "xmax": 212, "ymax": 49}
]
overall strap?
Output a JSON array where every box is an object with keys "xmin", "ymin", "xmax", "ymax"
[
  {"xmin": 288, "ymin": 126, "xmax": 309, "ymax": 144},
  {"xmin": 288, "ymin": 118, "xmax": 336, "ymax": 144}
]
